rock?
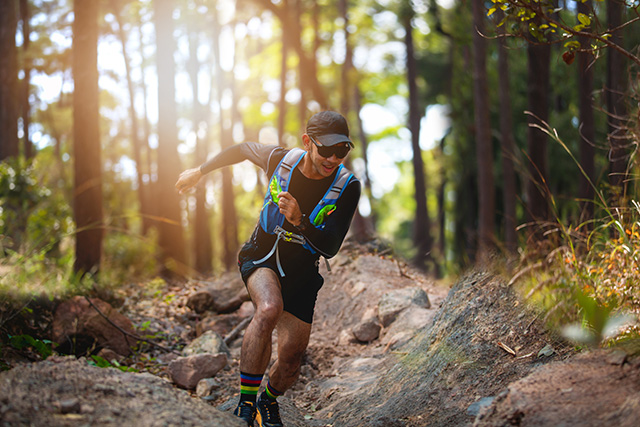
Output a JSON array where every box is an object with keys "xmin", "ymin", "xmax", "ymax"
[
  {"xmin": 56, "ymin": 397, "xmax": 81, "ymax": 414},
  {"xmin": 352, "ymin": 319, "xmax": 381, "ymax": 343},
  {"xmin": 96, "ymin": 348, "xmax": 122, "ymax": 364},
  {"xmin": 338, "ymin": 329, "xmax": 357, "ymax": 346},
  {"xmin": 186, "ymin": 291, "xmax": 214, "ymax": 314},
  {"xmin": 196, "ymin": 378, "xmax": 221, "ymax": 398},
  {"xmin": 183, "ymin": 330, "xmax": 230, "ymax": 357},
  {"xmin": 380, "ymin": 306, "xmax": 434, "ymax": 347},
  {"xmin": 467, "ymin": 397, "xmax": 495, "ymax": 417},
  {"xmin": 168, "ymin": 353, "xmax": 228, "ymax": 389},
  {"xmin": 378, "ymin": 287, "xmax": 430, "ymax": 327},
  {"xmin": 237, "ymin": 301, "xmax": 255, "ymax": 318},
  {"xmin": 51, "ymin": 296, "xmax": 136, "ymax": 356}
]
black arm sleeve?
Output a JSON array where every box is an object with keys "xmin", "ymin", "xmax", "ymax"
[
  {"xmin": 301, "ymin": 179, "xmax": 361, "ymax": 258},
  {"xmin": 199, "ymin": 142, "xmax": 278, "ymax": 175}
]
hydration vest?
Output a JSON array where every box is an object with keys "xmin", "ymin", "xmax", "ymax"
[{"xmin": 254, "ymin": 148, "xmax": 354, "ymax": 276}]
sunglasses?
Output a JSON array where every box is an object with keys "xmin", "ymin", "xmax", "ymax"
[{"xmin": 309, "ymin": 135, "xmax": 351, "ymax": 159}]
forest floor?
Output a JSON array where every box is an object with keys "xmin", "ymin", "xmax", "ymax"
[{"xmin": 1, "ymin": 240, "xmax": 640, "ymax": 426}]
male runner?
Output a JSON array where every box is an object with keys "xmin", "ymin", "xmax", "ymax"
[{"xmin": 175, "ymin": 111, "xmax": 361, "ymax": 427}]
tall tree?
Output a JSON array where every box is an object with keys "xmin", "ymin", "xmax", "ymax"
[
  {"xmin": 526, "ymin": 35, "xmax": 551, "ymax": 234},
  {"xmin": 111, "ymin": 0, "xmax": 150, "ymax": 234},
  {"xmin": 606, "ymin": 0, "xmax": 629, "ymax": 198},
  {"xmin": 154, "ymin": 0, "xmax": 187, "ymax": 277},
  {"xmin": 72, "ymin": 0, "xmax": 103, "ymax": 274},
  {"xmin": 402, "ymin": 4, "xmax": 434, "ymax": 270},
  {"xmin": 0, "ymin": 0, "xmax": 20, "ymax": 161},
  {"xmin": 212, "ymin": 8, "xmax": 239, "ymax": 271},
  {"xmin": 495, "ymin": 10, "xmax": 517, "ymax": 254},
  {"xmin": 20, "ymin": 0, "xmax": 33, "ymax": 159},
  {"xmin": 471, "ymin": 0, "xmax": 495, "ymax": 258},
  {"xmin": 187, "ymin": 29, "xmax": 213, "ymax": 276},
  {"xmin": 577, "ymin": 0, "xmax": 596, "ymax": 224}
]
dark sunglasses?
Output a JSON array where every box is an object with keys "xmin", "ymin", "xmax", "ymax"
[{"xmin": 309, "ymin": 135, "xmax": 351, "ymax": 159}]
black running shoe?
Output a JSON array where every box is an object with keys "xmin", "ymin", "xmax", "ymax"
[
  {"xmin": 256, "ymin": 395, "xmax": 283, "ymax": 427},
  {"xmin": 233, "ymin": 400, "xmax": 256, "ymax": 427}
]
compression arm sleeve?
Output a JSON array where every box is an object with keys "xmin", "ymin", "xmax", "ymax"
[
  {"xmin": 199, "ymin": 142, "xmax": 278, "ymax": 175},
  {"xmin": 301, "ymin": 179, "xmax": 362, "ymax": 258}
]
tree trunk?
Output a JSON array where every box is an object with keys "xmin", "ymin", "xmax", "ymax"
[
  {"xmin": 187, "ymin": 31, "xmax": 213, "ymax": 276},
  {"xmin": 471, "ymin": 0, "xmax": 495, "ymax": 259},
  {"xmin": 0, "ymin": 0, "xmax": 19, "ymax": 161},
  {"xmin": 606, "ymin": 0, "xmax": 628, "ymax": 199},
  {"xmin": 526, "ymin": 40, "xmax": 551, "ymax": 234},
  {"xmin": 403, "ymin": 7, "xmax": 434, "ymax": 271},
  {"xmin": 278, "ymin": 17, "xmax": 288, "ymax": 147},
  {"xmin": 154, "ymin": 0, "xmax": 187, "ymax": 278},
  {"xmin": 20, "ymin": 0, "xmax": 33, "ymax": 160},
  {"xmin": 212, "ymin": 9, "xmax": 238, "ymax": 271},
  {"xmin": 72, "ymin": 0, "xmax": 103, "ymax": 275},
  {"xmin": 495, "ymin": 10, "xmax": 517, "ymax": 255},
  {"xmin": 577, "ymin": 0, "xmax": 596, "ymax": 225},
  {"xmin": 111, "ymin": 0, "xmax": 150, "ymax": 235}
]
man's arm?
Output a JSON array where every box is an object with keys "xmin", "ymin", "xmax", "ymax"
[
  {"xmin": 298, "ymin": 180, "xmax": 361, "ymax": 258},
  {"xmin": 175, "ymin": 142, "xmax": 277, "ymax": 194}
]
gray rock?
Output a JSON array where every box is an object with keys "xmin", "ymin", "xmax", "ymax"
[
  {"xmin": 169, "ymin": 353, "xmax": 228, "ymax": 389},
  {"xmin": 196, "ymin": 378, "xmax": 221, "ymax": 398},
  {"xmin": 352, "ymin": 319, "xmax": 381, "ymax": 343},
  {"xmin": 467, "ymin": 397, "xmax": 495, "ymax": 417},
  {"xmin": 378, "ymin": 287, "xmax": 430, "ymax": 327},
  {"xmin": 183, "ymin": 330, "xmax": 230, "ymax": 357}
]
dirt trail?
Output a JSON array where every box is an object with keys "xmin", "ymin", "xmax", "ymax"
[{"xmin": 2, "ymin": 241, "xmax": 640, "ymax": 426}]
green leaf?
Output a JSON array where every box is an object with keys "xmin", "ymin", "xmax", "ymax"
[
  {"xmin": 564, "ymin": 40, "xmax": 581, "ymax": 49},
  {"xmin": 487, "ymin": 7, "xmax": 496, "ymax": 17}
]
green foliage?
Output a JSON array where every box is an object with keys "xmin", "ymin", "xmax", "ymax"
[
  {"xmin": 7, "ymin": 334, "xmax": 53, "ymax": 360},
  {"xmin": 88, "ymin": 354, "xmax": 138, "ymax": 372},
  {"xmin": 101, "ymin": 228, "xmax": 158, "ymax": 284}
]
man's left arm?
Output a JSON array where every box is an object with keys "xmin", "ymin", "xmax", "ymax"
[{"xmin": 297, "ymin": 180, "xmax": 361, "ymax": 258}]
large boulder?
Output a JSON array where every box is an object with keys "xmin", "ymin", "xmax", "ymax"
[{"xmin": 52, "ymin": 296, "xmax": 136, "ymax": 356}]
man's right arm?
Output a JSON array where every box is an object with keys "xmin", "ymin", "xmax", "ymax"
[
  {"xmin": 175, "ymin": 142, "xmax": 277, "ymax": 194},
  {"xmin": 199, "ymin": 142, "xmax": 277, "ymax": 174}
]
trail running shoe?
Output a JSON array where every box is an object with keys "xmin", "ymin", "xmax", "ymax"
[
  {"xmin": 233, "ymin": 400, "xmax": 256, "ymax": 427},
  {"xmin": 256, "ymin": 395, "xmax": 284, "ymax": 427}
]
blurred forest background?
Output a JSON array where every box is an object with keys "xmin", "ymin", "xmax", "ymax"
[{"xmin": 0, "ymin": 0, "xmax": 639, "ymax": 324}]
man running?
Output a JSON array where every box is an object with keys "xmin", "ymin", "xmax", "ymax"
[{"xmin": 175, "ymin": 111, "xmax": 361, "ymax": 427}]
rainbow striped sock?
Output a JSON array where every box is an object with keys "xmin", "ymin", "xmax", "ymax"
[
  {"xmin": 263, "ymin": 380, "xmax": 284, "ymax": 401},
  {"xmin": 240, "ymin": 372, "xmax": 263, "ymax": 403}
]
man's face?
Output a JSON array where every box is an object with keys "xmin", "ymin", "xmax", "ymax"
[{"xmin": 304, "ymin": 134, "xmax": 349, "ymax": 178}]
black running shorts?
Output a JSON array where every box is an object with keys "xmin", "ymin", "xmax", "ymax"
[{"xmin": 238, "ymin": 240, "xmax": 324, "ymax": 324}]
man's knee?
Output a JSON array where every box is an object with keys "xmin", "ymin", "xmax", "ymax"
[{"xmin": 255, "ymin": 300, "xmax": 283, "ymax": 327}]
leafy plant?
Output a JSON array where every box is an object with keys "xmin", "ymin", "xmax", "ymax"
[
  {"xmin": 7, "ymin": 334, "xmax": 53, "ymax": 360},
  {"xmin": 88, "ymin": 354, "xmax": 138, "ymax": 373}
]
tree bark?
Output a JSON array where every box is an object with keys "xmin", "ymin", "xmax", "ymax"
[
  {"xmin": 403, "ymin": 7, "xmax": 434, "ymax": 270},
  {"xmin": 0, "ymin": 0, "xmax": 19, "ymax": 160},
  {"xmin": 111, "ymin": 0, "xmax": 150, "ymax": 235},
  {"xmin": 278, "ymin": 22, "xmax": 288, "ymax": 147},
  {"xmin": 20, "ymin": 0, "xmax": 33, "ymax": 159},
  {"xmin": 212, "ymin": 9, "xmax": 238, "ymax": 271},
  {"xmin": 187, "ymin": 31, "xmax": 213, "ymax": 276},
  {"xmin": 495, "ymin": 10, "xmax": 517, "ymax": 254},
  {"xmin": 526, "ymin": 40, "xmax": 551, "ymax": 233},
  {"xmin": 471, "ymin": 0, "xmax": 496, "ymax": 259},
  {"xmin": 606, "ymin": 0, "xmax": 628, "ymax": 199},
  {"xmin": 154, "ymin": 0, "xmax": 187, "ymax": 277},
  {"xmin": 72, "ymin": 0, "xmax": 103, "ymax": 275},
  {"xmin": 577, "ymin": 0, "xmax": 596, "ymax": 225}
]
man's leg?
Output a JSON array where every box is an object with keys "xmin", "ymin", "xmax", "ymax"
[
  {"xmin": 235, "ymin": 268, "xmax": 283, "ymax": 426},
  {"xmin": 268, "ymin": 311, "xmax": 312, "ymax": 393},
  {"xmin": 255, "ymin": 311, "xmax": 311, "ymax": 427}
]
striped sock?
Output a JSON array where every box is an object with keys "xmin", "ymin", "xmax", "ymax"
[
  {"xmin": 240, "ymin": 372, "xmax": 263, "ymax": 403},
  {"xmin": 263, "ymin": 380, "xmax": 284, "ymax": 401}
]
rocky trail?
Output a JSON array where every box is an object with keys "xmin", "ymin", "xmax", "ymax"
[{"xmin": 1, "ymin": 241, "xmax": 640, "ymax": 426}]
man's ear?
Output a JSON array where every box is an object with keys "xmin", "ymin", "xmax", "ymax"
[{"xmin": 302, "ymin": 134, "xmax": 311, "ymax": 151}]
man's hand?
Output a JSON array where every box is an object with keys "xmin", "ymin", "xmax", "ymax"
[
  {"xmin": 175, "ymin": 168, "xmax": 203, "ymax": 194},
  {"xmin": 277, "ymin": 192, "xmax": 302, "ymax": 226}
]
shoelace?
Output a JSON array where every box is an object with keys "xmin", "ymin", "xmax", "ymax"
[{"xmin": 261, "ymin": 399, "xmax": 282, "ymax": 423}]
